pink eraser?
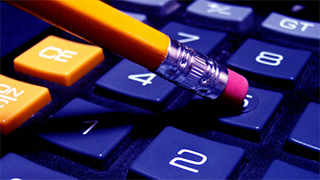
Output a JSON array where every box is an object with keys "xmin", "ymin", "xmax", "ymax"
[{"xmin": 216, "ymin": 69, "xmax": 249, "ymax": 107}]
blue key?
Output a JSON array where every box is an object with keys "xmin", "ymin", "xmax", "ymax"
[
  {"xmin": 110, "ymin": 0, "xmax": 180, "ymax": 16},
  {"xmin": 262, "ymin": 160, "xmax": 319, "ymax": 179},
  {"xmin": 188, "ymin": 87, "xmax": 283, "ymax": 141},
  {"xmin": 227, "ymin": 39, "xmax": 311, "ymax": 89},
  {"xmin": 123, "ymin": 11, "xmax": 147, "ymax": 22},
  {"xmin": 0, "ymin": 153, "xmax": 77, "ymax": 179},
  {"xmin": 186, "ymin": 0, "xmax": 253, "ymax": 32},
  {"xmin": 38, "ymin": 98, "xmax": 133, "ymax": 169},
  {"xmin": 129, "ymin": 126, "xmax": 245, "ymax": 179},
  {"xmin": 95, "ymin": 59, "xmax": 177, "ymax": 110},
  {"xmin": 262, "ymin": 12, "xmax": 320, "ymax": 46},
  {"xmin": 1, "ymin": 2, "xmax": 51, "ymax": 57},
  {"xmin": 286, "ymin": 102, "xmax": 320, "ymax": 160},
  {"xmin": 161, "ymin": 22, "xmax": 226, "ymax": 55}
]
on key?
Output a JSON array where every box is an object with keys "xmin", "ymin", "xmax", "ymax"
[{"xmin": 0, "ymin": 75, "xmax": 52, "ymax": 135}]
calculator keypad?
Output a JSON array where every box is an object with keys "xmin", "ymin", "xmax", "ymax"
[{"xmin": 1, "ymin": 1, "xmax": 319, "ymax": 179}]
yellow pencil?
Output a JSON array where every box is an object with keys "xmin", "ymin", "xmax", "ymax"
[{"xmin": 5, "ymin": 0, "xmax": 248, "ymax": 107}]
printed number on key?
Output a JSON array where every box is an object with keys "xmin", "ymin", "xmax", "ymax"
[
  {"xmin": 255, "ymin": 51, "xmax": 283, "ymax": 66},
  {"xmin": 83, "ymin": 120, "xmax": 99, "ymax": 135},
  {"xmin": 128, "ymin": 73, "xmax": 157, "ymax": 86},
  {"xmin": 169, "ymin": 149, "xmax": 207, "ymax": 173}
]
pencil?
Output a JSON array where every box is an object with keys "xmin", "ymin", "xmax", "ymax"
[{"xmin": 5, "ymin": 0, "xmax": 249, "ymax": 107}]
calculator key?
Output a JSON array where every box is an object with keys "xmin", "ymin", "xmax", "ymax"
[
  {"xmin": 95, "ymin": 59, "xmax": 177, "ymax": 110},
  {"xmin": 186, "ymin": 0, "xmax": 253, "ymax": 32},
  {"xmin": 161, "ymin": 22, "xmax": 226, "ymax": 55},
  {"xmin": 110, "ymin": 0, "xmax": 180, "ymax": 16},
  {"xmin": 219, "ymin": 87, "xmax": 283, "ymax": 141},
  {"xmin": 262, "ymin": 12, "xmax": 320, "ymax": 45},
  {"xmin": 124, "ymin": 11, "xmax": 147, "ymax": 22},
  {"xmin": 286, "ymin": 102, "xmax": 320, "ymax": 160},
  {"xmin": 227, "ymin": 39, "xmax": 311, "ymax": 88},
  {"xmin": 130, "ymin": 126, "xmax": 244, "ymax": 179},
  {"xmin": 262, "ymin": 160, "xmax": 319, "ymax": 179},
  {"xmin": 14, "ymin": 35, "xmax": 104, "ymax": 86},
  {"xmin": 0, "ymin": 153, "xmax": 77, "ymax": 179},
  {"xmin": 0, "ymin": 75, "xmax": 51, "ymax": 135},
  {"xmin": 38, "ymin": 98, "xmax": 133, "ymax": 169},
  {"xmin": 0, "ymin": 2, "xmax": 51, "ymax": 57},
  {"xmin": 189, "ymin": 87, "xmax": 283, "ymax": 141}
]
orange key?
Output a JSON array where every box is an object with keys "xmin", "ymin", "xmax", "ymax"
[
  {"xmin": 0, "ymin": 75, "xmax": 52, "ymax": 135},
  {"xmin": 14, "ymin": 35, "xmax": 105, "ymax": 86}
]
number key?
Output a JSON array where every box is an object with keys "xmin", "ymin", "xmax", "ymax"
[
  {"xmin": 227, "ymin": 39, "xmax": 311, "ymax": 89},
  {"xmin": 129, "ymin": 126, "xmax": 245, "ymax": 179},
  {"xmin": 161, "ymin": 22, "xmax": 226, "ymax": 55},
  {"xmin": 95, "ymin": 59, "xmax": 177, "ymax": 111},
  {"xmin": 38, "ymin": 98, "xmax": 133, "ymax": 170},
  {"xmin": 0, "ymin": 153, "xmax": 77, "ymax": 179}
]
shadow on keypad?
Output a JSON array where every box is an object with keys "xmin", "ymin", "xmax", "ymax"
[
  {"xmin": 36, "ymin": 98, "xmax": 135, "ymax": 170},
  {"xmin": 178, "ymin": 87, "xmax": 283, "ymax": 142}
]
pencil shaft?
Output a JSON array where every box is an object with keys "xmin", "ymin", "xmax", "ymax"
[{"xmin": 7, "ymin": 0, "xmax": 169, "ymax": 70}]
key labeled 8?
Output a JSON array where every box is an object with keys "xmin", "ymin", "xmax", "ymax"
[{"xmin": 255, "ymin": 51, "xmax": 283, "ymax": 66}]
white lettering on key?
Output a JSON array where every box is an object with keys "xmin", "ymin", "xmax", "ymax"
[
  {"xmin": 83, "ymin": 120, "xmax": 99, "ymax": 135},
  {"xmin": 38, "ymin": 46, "xmax": 77, "ymax": 62},
  {"xmin": 256, "ymin": 51, "xmax": 283, "ymax": 66},
  {"xmin": 279, "ymin": 18, "xmax": 314, "ymax": 32},
  {"xmin": 243, "ymin": 94, "xmax": 253, "ymax": 108},
  {"xmin": 169, "ymin": 149, "xmax": 207, "ymax": 173},
  {"xmin": 128, "ymin": 73, "xmax": 156, "ymax": 86},
  {"xmin": 300, "ymin": 22, "xmax": 314, "ymax": 32},
  {"xmin": 177, "ymin": 32, "xmax": 200, "ymax": 43},
  {"xmin": 207, "ymin": 3, "xmax": 231, "ymax": 15},
  {"xmin": 0, "ymin": 84, "xmax": 24, "ymax": 108}
]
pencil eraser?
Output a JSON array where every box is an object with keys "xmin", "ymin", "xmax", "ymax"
[{"xmin": 216, "ymin": 69, "xmax": 249, "ymax": 107}]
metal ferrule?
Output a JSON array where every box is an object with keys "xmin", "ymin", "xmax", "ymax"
[{"xmin": 155, "ymin": 38, "xmax": 228, "ymax": 100}]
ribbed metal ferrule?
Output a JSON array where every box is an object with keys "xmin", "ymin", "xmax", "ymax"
[{"xmin": 155, "ymin": 38, "xmax": 228, "ymax": 100}]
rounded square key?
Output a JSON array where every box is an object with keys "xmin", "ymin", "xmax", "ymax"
[
  {"xmin": 130, "ymin": 126, "xmax": 244, "ymax": 179},
  {"xmin": 161, "ymin": 22, "xmax": 226, "ymax": 55},
  {"xmin": 1, "ymin": 153, "xmax": 77, "ymax": 179},
  {"xmin": 186, "ymin": 0, "xmax": 253, "ymax": 32},
  {"xmin": 95, "ymin": 59, "xmax": 177, "ymax": 110},
  {"xmin": 227, "ymin": 39, "xmax": 311, "ymax": 88},
  {"xmin": 218, "ymin": 87, "xmax": 283, "ymax": 141},
  {"xmin": 38, "ymin": 98, "xmax": 133, "ymax": 169},
  {"xmin": 262, "ymin": 12, "xmax": 320, "ymax": 45},
  {"xmin": 110, "ymin": 0, "xmax": 180, "ymax": 16},
  {"xmin": 286, "ymin": 102, "xmax": 320, "ymax": 160},
  {"xmin": 14, "ymin": 35, "xmax": 104, "ymax": 86},
  {"xmin": 262, "ymin": 160, "xmax": 319, "ymax": 179},
  {"xmin": 0, "ymin": 75, "xmax": 52, "ymax": 135},
  {"xmin": 188, "ymin": 87, "xmax": 283, "ymax": 141}
]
